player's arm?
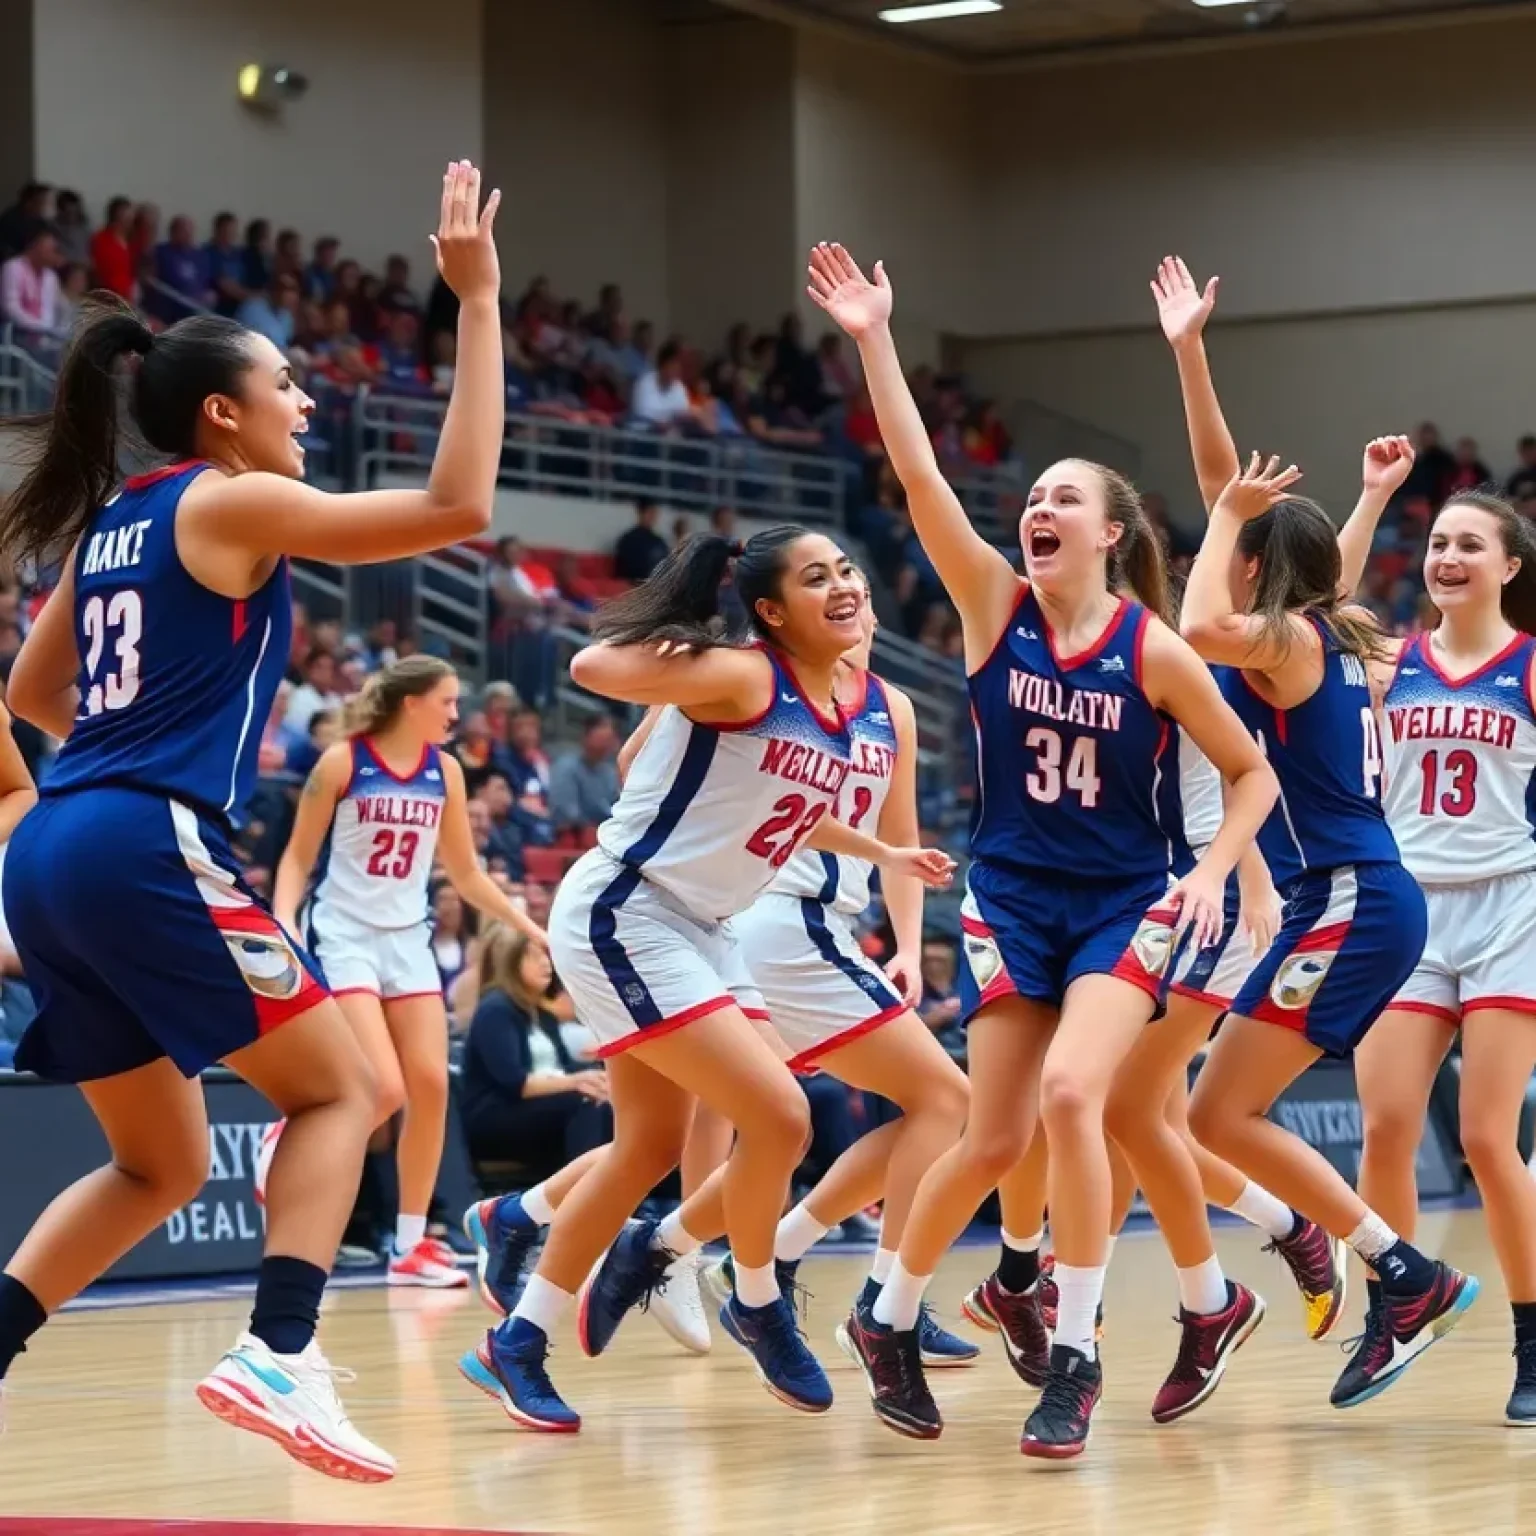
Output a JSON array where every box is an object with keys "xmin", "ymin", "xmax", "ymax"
[
  {"xmin": 178, "ymin": 163, "xmax": 504, "ymax": 578},
  {"xmin": 807, "ymin": 813, "xmax": 955, "ymax": 890},
  {"xmin": 272, "ymin": 742, "xmax": 350, "ymax": 935},
  {"xmin": 1180, "ymin": 456, "xmax": 1321, "ymax": 683},
  {"xmin": 1145, "ymin": 626, "xmax": 1277, "ymax": 897},
  {"xmin": 1152, "ymin": 257, "xmax": 1239, "ymax": 514},
  {"xmin": 7, "ymin": 551, "xmax": 81, "ymax": 739},
  {"xmin": 874, "ymin": 683, "xmax": 924, "ymax": 1006},
  {"xmin": 806, "ymin": 243, "xmax": 1019, "ymax": 657},
  {"xmin": 617, "ymin": 705, "xmax": 664, "ymax": 785},
  {"xmin": 437, "ymin": 753, "xmax": 547, "ymax": 944},
  {"xmin": 569, "ymin": 641, "xmax": 771, "ymax": 719},
  {"xmin": 0, "ymin": 701, "xmax": 38, "ymax": 846},
  {"xmin": 1338, "ymin": 437, "xmax": 1415, "ymax": 596}
]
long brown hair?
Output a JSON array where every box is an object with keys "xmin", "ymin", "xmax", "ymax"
[
  {"xmin": 345, "ymin": 655, "xmax": 455, "ymax": 736},
  {"xmin": 1436, "ymin": 489, "xmax": 1536, "ymax": 635},
  {"xmin": 1078, "ymin": 461, "xmax": 1172, "ymax": 625},
  {"xmin": 477, "ymin": 922, "xmax": 545, "ymax": 1015}
]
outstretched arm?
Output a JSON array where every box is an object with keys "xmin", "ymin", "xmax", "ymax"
[
  {"xmin": 807, "ymin": 243, "xmax": 1018, "ymax": 655},
  {"xmin": 1338, "ymin": 436, "xmax": 1414, "ymax": 597},
  {"xmin": 438, "ymin": 755, "xmax": 547, "ymax": 944},
  {"xmin": 1152, "ymin": 256, "xmax": 1239, "ymax": 515}
]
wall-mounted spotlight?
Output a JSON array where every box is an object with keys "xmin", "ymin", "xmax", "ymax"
[{"xmin": 237, "ymin": 64, "xmax": 309, "ymax": 112}]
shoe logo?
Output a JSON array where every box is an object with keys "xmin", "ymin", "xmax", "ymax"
[
  {"xmin": 1400, "ymin": 667, "xmax": 1421, "ymax": 676},
  {"xmin": 238, "ymin": 1355, "xmax": 298, "ymax": 1396},
  {"xmin": 781, "ymin": 693, "xmax": 799, "ymax": 705},
  {"xmin": 1098, "ymin": 655, "xmax": 1126, "ymax": 674},
  {"xmin": 1380, "ymin": 1254, "xmax": 1407, "ymax": 1281},
  {"xmin": 359, "ymin": 765, "xmax": 377, "ymax": 776},
  {"xmin": 1016, "ymin": 627, "xmax": 1038, "ymax": 641},
  {"xmin": 1497, "ymin": 675, "xmax": 1521, "ymax": 688}
]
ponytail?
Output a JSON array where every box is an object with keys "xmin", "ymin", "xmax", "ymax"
[
  {"xmin": 1083, "ymin": 461, "xmax": 1173, "ymax": 625},
  {"xmin": 345, "ymin": 654, "xmax": 456, "ymax": 736},
  {"xmin": 1439, "ymin": 489, "xmax": 1536, "ymax": 636},
  {"xmin": 1, "ymin": 295, "xmax": 259, "ymax": 564},
  {"xmin": 2, "ymin": 294, "xmax": 152, "ymax": 563}
]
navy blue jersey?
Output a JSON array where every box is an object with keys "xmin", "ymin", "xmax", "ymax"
[
  {"xmin": 1220, "ymin": 619, "xmax": 1399, "ymax": 883},
  {"xmin": 968, "ymin": 586, "xmax": 1186, "ymax": 882},
  {"xmin": 43, "ymin": 460, "xmax": 292, "ymax": 825}
]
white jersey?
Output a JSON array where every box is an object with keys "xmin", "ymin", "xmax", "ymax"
[
  {"xmin": 310, "ymin": 738, "xmax": 447, "ymax": 930},
  {"xmin": 596, "ymin": 648, "xmax": 857, "ymax": 921},
  {"xmin": 1381, "ymin": 633, "xmax": 1536, "ymax": 885},
  {"xmin": 771, "ymin": 673, "xmax": 899, "ymax": 916},
  {"xmin": 1178, "ymin": 730, "xmax": 1223, "ymax": 860}
]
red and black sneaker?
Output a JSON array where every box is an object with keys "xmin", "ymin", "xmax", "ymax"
[
  {"xmin": 1151, "ymin": 1282, "xmax": 1266, "ymax": 1424},
  {"xmin": 1265, "ymin": 1218, "xmax": 1347, "ymax": 1341},
  {"xmin": 961, "ymin": 1274, "xmax": 1049, "ymax": 1387},
  {"xmin": 1330, "ymin": 1261, "xmax": 1479, "ymax": 1409},
  {"xmin": 1021, "ymin": 1344, "xmax": 1102, "ymax": 1461},
  {"xmin": 836, "ymin": 1297, "xmax": 942, "ymax": 1441}
]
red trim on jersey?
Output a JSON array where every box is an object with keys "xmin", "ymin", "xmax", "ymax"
[
  {"xmin": 960, "ymin": 913, "xmax": 993, "ymax": 939},
  {"xmin": 123, "ymin": 458, "xmax": 206, "ymax": 490},
  {"xmin": 361, "ymin": 736, "xmax": 430, "ymax": 784},
  {"xmin": 1463, "ymin": 995, "xmax": 1536, "ymax": 1018},
  {"xmin": 593, "ymin": 993, "xmax": 737, "ymax": 1058},
  {"xmin": 773, "ymin": 647, "xmax": 848, "ymax": 736},
  {"xmin": 1130, "ymin": 605, "xmax": 1151, "ymax": 687},
  {"xmin": 1390, "ymin": 999, "xmax": 1460, "ymax": 1024},
  {"xmin": 331, "ymin": 986, "xmax": 382, "ymax": 1000},
  {"xmin": 232, "ymin": 598, "xmax": 248, "ymax": 644},
  {"xmin": 1288, "ymin": 918, "xmax": 1353, "ymax": 954},
  {"xmin": 1169, "ymin": 981, "xmax": 1233, "ymax": 1009},
  {"xmin": 1240, "ymin": 917, "xmax": 1355, "ymax": 1030},
  {"xmin": 976, "ymin": 970, "xmax": 1021, "ymax": 1009},
  {"xmin": 1524, "ymin": 644, "xmax": 1536, "ymax": 721},
  {"xmin": 381, "ymin": 989, "xmax": 447, "ymax": 1006},
  {"xmin": 1109, "ymin": 955, "xmax": 1168, "ymax": 1004},
  {"xmin": 741, "ymin": 1006, "xmax": 773, "ymax": 1022},
  {"xmin": 967, "ymin": 580, "xmax": 1031, "ymax": 680},
  {"xmin": 1420, "ymin": 630, "xmax": 1529, "ymax": 690},
  {"xmin": 1046, "ymin": 595, "xmax": 1131, "ymax": 672},
  {"xmin": 699, "ymin": 644, "xmax": 787, "ymax": 735},
  {"xmin": 784, "ymin": 1001, "xmax": 908, "ymax": 1073},
  {"xmin": 842, "ymin": 666, "xmax": 871, "ymax": 716},
  {"xmin": 205, "ymin": 902, "xmax": 328, "ymax": 1033}
]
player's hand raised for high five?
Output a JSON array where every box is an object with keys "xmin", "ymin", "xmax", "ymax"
[
  {"xmin": 431, "ymin": 159, "xmax": 501, "ymax": 305},
  {"xmin": 807, "ymin": 243, "xmax": 893, "ymax": 339},
  {"xmin": 1151, "ymin": 256, "xmax": 1219, "ymax": 349},
  {"xmin": 1361, "ymin": 436, "xmax": 1416, "ymax": 499},
  {"xmin": 1214, "ymin": 454, "xmax": 1304, "ymax": 522}
]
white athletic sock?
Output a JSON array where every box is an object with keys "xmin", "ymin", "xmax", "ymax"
[
  {"xmin": 774, "ymin": 1203, "xmax": 831, "ymax": 1263},
  {"xmin": 734, "ymin": 1261, "xmax": 781, "ymax": 1309},
  {"xmin": 870, "ymin": 1247, "xmax": 897, "ymax": 1285},
  {"xmin": 1054, "ymin": 1264, "xmax": 1106, "ymax": 1360},
  {"xmin": 1001, "ymin": 1227, "xmax": 1044, "ymax": 1254},
  {"xmin": 653, "ymin": 1210, "xmax": 703, "ymax": 1259},
  {"xmin": 1345, "ymin": 1212, "xmax": 1398, "ymax": 1266},
  {"xmin": 511, "ymin": 1274, "xmax": 573, "ymax": 1335},
  {"xmin": 394, "ymin": 1213, "xmax": 427, "ymax": 1255},
  {"xmin": 872, "ymin": 1259, "xmax": 929, "ymax": 1331},
  {"xmin": 1225, "ymin": 1180, "xmax": 1296, "ymax": 1240},
  {"xmin": 520, "ymin": 1182, "xmax": 557, "ymax": 1227},
  {"xmin": 1176, "ymin": 1256, "xmax": 1230, "ymax": 1316}
]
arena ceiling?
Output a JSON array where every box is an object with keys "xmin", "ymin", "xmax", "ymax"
[{"xmin": 699, "ymin": 0, "xmax": 1531, "ymax": 61}]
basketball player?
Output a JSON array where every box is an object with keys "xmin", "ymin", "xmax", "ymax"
[
  {"xmin": 1180, "ymin": 452, "xmax": 1479, "ymax": 1410},
  {"xmin": 265, "ymin": 655, "xmax": 547, "ymax": 1288},
  {"xmin": 0, "ymin": 160, "xmax": 503, "ymax": 1482},
  {"xmin": 1335, "ymin": 454, "xmax": 1536, "ymax": 1421},
  {"xmin": 807, "ymin": 241, "xmax": 1278, "ymax": 1458},
  {"xmin": 457, "ymin": 527, "xmax": 954, "ymax": 1432}
]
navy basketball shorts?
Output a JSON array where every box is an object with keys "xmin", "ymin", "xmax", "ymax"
[
  {"xmin": 957, "ymin": 857, "xmax": 1180, "ymax": 1023},
  {"xmin": 1229, "ymin": 861, "xmax": 1427, "ymax": 1057},
  {"xmin": 4, "ymin": 788, "xmax": 328, "ymax": 1084}
]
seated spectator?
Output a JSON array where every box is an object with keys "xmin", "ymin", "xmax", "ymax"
[
  {"xmin": 89, "ymin": 196, "xmax": 135, "ymax": 299},
  {"xmin": 285, "ymin": 707, "xmax": 339, "ymax": 779},
  {"xmin": 478, "ymin": 771, "xmax": 535, "ymax": 865},
  {"xmin": 453, "ymin": 711, "xmax": 510, "ymax": 797},
  {"xmin": 53, "ymin": 189, "xmax": 90, "ymax": 267},
  {"xmin": 816, "ymin": 331, "xmax": 857, "ymax": 405},
  {"xmin": 550, "ymin": 715, "xmax": 621, "ymax": 835},
  {"xmin": 305, "ymin": 235, "xmax": 340, "ymax": 301},
  {"xmin": 204, "ymin": 211, "xmax": 247, "ymax": 316},
  {"xmin": 284, "ymin": 647, "xmax": 343, "ymax": 735},
  {"xmin": 1405, "ymin": 421, "xmax": 1455, "ymax": 507},
  {"xmin": 148, "ymin": 215, "xmax": 211, "ymax": 322},
  {"xmin": 1, "ymin": 226, "xmax": 64, "ymax": 342},
  {"xmin": 273, "ymin": 227, "xmax": 303, "ymax": 281},
  {"xmin": 459, "ymin": 925, "xmax": 613, "ymax": 1171},
  {"xmin": 748, "ymin": 375, "xmax": 823, "ymax": 450},
  {"xmin": 963, "ymin": 401, "xmax": 1013, "ymax": 468},
  {"xmin": 504, "ymin": 707, "xmax": 552, "ymax": 801},
  {"xmin": 258, "ymin": 680, "xmax": 295, "ymax": 774},
  {"xmin": 431, "ymin": 881, "xmax": 475, "ymax": 1010},
  {"xmin": 614, "ymin": 501, "xmax": 670, "ymax": 583},
  {"xmin": 1507, "ymin": 436, "xmax": 1536, "ymax": 503},
  {"xmin": 843, "ymin": 386, "xmax": 885, "ymax": 459},
  {"xmin": 363, "ymin": 306, "xmax": 430, "ymax": 392},
  {"xmin": 309, "ymin": 299, "xmax": 371, "ymax": 387},
  {"xmin": 1447, "ymin": 437, "xmax": 1492, "ymax": 497},
  {"xmin": 554, "ymin": 553, "xmax": 598, "ymax": 627},
  {"xmin": 242, "ymin": 217, "xmax": 273, "ymax": 292},
  {"xmin": 380, "ymin": 253, "xmax": 418, "ymax": 314},
  {"xmin": 0, "ymin": 181, "xmax": 52, "ymax": 263},
  {"xmin": 918, "ymin": 937, "xmax": 966, "ymax": 1063},
  {"xmin": 632, "ymin": 341, "xmax": 697, "ymax": 430},
  {"xmin": 237, "ymin": 271, "xmax": 301, "ymax": 350},
  {"xmin": 129, "ymin": 203, "xmax": 160, "ymax": 288},
  {"xmin": 587, "ymin": 313, "xmax": 647, "ymax": 387}
]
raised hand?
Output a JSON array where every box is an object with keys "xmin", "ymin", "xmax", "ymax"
[
  {"xmin": 1151, "ymin": 255, "xmax": 1219, "ymax": 347},
  {"xmin": 1362, "ymin": 435, "xmax": 1416, "ymax": 498},
  {"xmin": 431, "ymin": 159, "xmax": 501, "ymax": 305},
  {"xmin": 807, "ymin": 242, "xmax": 892, "ymax": 339},
  {"xmin": 1214, "ymin": 453, "xmax": 1304, "ymax": 522}
]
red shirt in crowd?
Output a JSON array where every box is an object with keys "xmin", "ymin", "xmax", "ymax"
[{"xmin": 90, "ymin": 228, "xmax": 135, "ymax": 299}]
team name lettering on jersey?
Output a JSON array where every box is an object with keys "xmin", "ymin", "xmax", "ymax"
[
  {"xmin": 758, "ymin": 738, "xmax": 851, "ymax": 796},
  {"xmin": 1007, "ymin": 670, "xmax": 1125, "ymax": 732},
  {"xmin": 79, "ymin": 519, "xmax": 153, "ymax": 577},
  {"xmin": 354, "ymin": 795, "xmax": 444, "ymax": 829},
  {"xmin": 853, "ymin": 740, "xmax": 895, "ymax": 780},
  {"xmin": 1385, "ymin": 704, "xmax": 1517, "ymax": 750}
]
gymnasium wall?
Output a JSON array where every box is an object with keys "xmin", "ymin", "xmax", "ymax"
[{"xmin": 31, "ymin": 0, "xmax": 483, "ymax": 273}]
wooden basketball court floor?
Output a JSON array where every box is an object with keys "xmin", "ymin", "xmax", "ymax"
[{"xmin": 2, "ymin": 1207, "xmax": 1533, "ymax": 1536}]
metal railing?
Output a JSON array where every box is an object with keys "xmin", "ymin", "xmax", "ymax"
[{"xmin": 0, "ymin": 326, "xmax": 60, "ymax": 419}]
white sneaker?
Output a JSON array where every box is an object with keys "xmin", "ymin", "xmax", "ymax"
[
  {"xmin": 700, "ymin": 1253, "xmax": 735, "ymax": 1310},
  {"xmin": 650, "ymin": 1249, "xmax": 712, "ymax": 1355},
  {"xmin": 196, "ymin": 1332, "xmax": 395, "ymax": 1483},
  {"xmin": 252, "ymin": 1120, "xmax": 284, "ymax": 1209},
  {"xmin": 387, "ymin": 1238, "xmax": 470, "ymax": 1289}
]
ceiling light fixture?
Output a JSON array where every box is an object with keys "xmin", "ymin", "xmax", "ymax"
[
  {"xmin": 1188, "ymin": 0, "xmax": 1258, "ymax": 7},
  {"xmin": 878, "ymin": 1, "xmax": 1003, "ymax": 23}
]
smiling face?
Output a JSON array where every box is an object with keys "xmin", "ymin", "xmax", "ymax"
[
  {"xmin": 751, "ymin": 533, "xmax": 865, "ymax": 664},
  {"xmin": 200, "ymin": 332, "xmax": 314, "ymax": 477},
  {"xmin": 1020, "ymin": 461, "xmax": 1122, "ymax": 592},
  {"xmin": 1425, "ymin": 501, "xmax": 1518, "ymax": 619}
]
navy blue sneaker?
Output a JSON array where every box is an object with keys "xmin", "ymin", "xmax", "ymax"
[
  {"xmin": 463, "ymin": 1197, "xmax": 543, "ymax": 1318},
  {"xmin": 919, "ymin": 1303, "xmax": 980, "ymax": 1368},
  {"xmin": 577, "ymin": 1220, "xmax": 674, "ymax": 1358},
  {"xmin": 458, "ymin": 1320, "xmax": 580, "ymax": 1433},
  {"xmin": 719, "ymin": 1295, "xmax": 833, "ymax": 1413}
]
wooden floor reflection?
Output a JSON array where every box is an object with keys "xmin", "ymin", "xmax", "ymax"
[{"xmin": 3, "ymin": 1208, "xmax": 1533, "ymax": 1536}]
